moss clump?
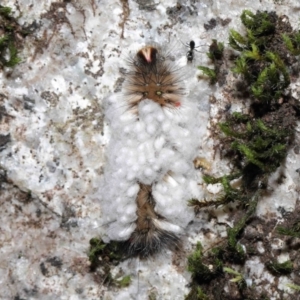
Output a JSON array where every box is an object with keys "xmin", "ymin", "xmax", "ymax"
[
  {"xmin": 223, "ymin": 267, "xmax": 246, "ymax": 289},
  {"xmin": 186, "ymin": 243, "xmax": 224, "ymax": 299},
  {"xmin": 88, "ymin": 238, "xmax": 124, "ymax": 271},
  {"xmin": 0, "ymin": 5, "xmax": 35, "ymax": 68},
  {"xmin": 207, "ymin": 39, "xmax": 224, "ymax": 61},
  {"xmin": 195, "ymin": 9, "xmax": 298, "ymax": 219},
  {"xmin": 187, "ymin": 242, "xmax": 223, "ymax": 283},
  {"xmin": 265, "ymin": 260, "xmax": 293, "ymax": 276},
  {"xmin": 220, "ymin": 106, "xmax": 295, "ymax": 179},
  {"xmin": 115, "ymin": 275, "xmax": 131, "ymax": 288},
  {"xmin": 198, "ymin": 39, "xmax": 225, "ymax": 85},
  {"xmin": 185, "ymin": 286, "xmax": 209, "ymax": 300},
  {"xmin": 277, "ymin": 224, "xmax": 300, "ymax": 238},
  {"xmin": 282, "ymin": 31, "xmax": 300, "ymax": 55},
  {"xmin": 198, "ymin": 66, "xmax": 217, "ymax": 84},
  {"xmin": 228, "ymin": 10, "xmax": 297, "ymax": 115},
  {"xmin": 188, "ymin": 9, "xmax": 300, "ymax": 299},
  {"xmin": 88, "ymin": 238, "xmax": 131, "ymax": 288}
]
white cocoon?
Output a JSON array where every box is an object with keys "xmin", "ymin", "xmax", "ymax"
[{"xmin": 99, "ymin": 93, "xmax": 203, "ymax": 241}]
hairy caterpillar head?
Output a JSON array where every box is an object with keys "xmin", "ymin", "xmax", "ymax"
[{"xmin": 125, "ymin": 45, "xmax": 184, "ymax": 112}]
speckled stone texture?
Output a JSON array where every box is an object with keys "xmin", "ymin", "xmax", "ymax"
[{"xmin": 1, "ymin": 0, "xmax": 300, "ymax": 299}]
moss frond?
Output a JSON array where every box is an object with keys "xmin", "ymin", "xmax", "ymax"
[
  {"xmin": 282, "ymin": 32, "xmax": 300, "ymax": 56},
  {"xmin": 207, "ymin": 39, "xmax": 224, "ymax": 61},
  {"xmin": 232, "ymin": 56, "xmax": 249, "ymax": 76},
  {"xmin": 229, "ymin": 29, "xmax": 247, "ymax": 51},
  {"xmin": 198, "ymin": 66, "xmax": 217, "ymax": 84},
  {"xmin": 286, "ymin": 283, "xmax": 300, "ymax": 291},
  {"xmin": 265, "ymin": 260, "xmax": 293, "ymax": 276},
  {"xmin": 88, "ymin": 238, "xmax": 124, "ymax": 271},
  {"xmin": 187, "ymin": 242, "xmax": 220, "ymax": 282},
  {"xmin": 0, "ymin": 6, "xmax": 12, "ymax": 17},
  {"xmin": 241, "ymin": 10, "xmax": 275, "ymax": 36},
  {"xmin": 243, "ymin": 43, "xmax": 261, "ymax": 60}
]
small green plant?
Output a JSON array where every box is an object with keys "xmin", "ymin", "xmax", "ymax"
[
  {"xmin": 88, "ymin": 238, "xmax": 131, "ymax": 288},
  {"xmin": 229, "ymin": 29, "xmax": 248, "ymax": 51},
  {"xmin": 185, "ymin": 286, "xmax": 209, "ymax": 300},
  {"xmin": 0, "ymin": 5, "xmax": 32, "ymax": 68},
  {"xmin": 286, "ymin": 283, "xmax": 300, "ymax": 291},
  {"xmin": 207, "ymin": 39, "xmax": 224, "ymax": 61},
  {"xmin": 198, "ymin": 66, "xmax": 217, "ymax": 84},
  {"xmin": 277, "ymin": 225, "xmax": 300, "ymax": 238},
  {"xmin": 223, "ymin": 266, "xmax": 246, "ymax": 289},
  {"xmin": 198, "ymin": 39, "xmax": 225, "ymax": 85},
  {"xmin": 265, "ymin": 260, "xmax": 293, "ymax": 276},
  {"xmin": 282, "ymin": 31, "xmax": 300, "ymax": 55},
  {"xmin": 88, "ymin": 238, "xmax": 124, "ymax": 271},
  {"xmin": 0, "ymin": 6, "xmax": 12, "ymax": 17},
  {"xmin": 240, "ymin": 10, "xmax": 275, "ymax": 37},
  {"xmin": 187, "ymin": 242, "xmax": 218, "ymax": 282},
  {"xmin": 115, "ymin": 275, "xmax": 131, "ymax": 288}
]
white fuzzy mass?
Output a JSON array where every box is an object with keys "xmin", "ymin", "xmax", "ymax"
[{"xmin": 100, "ymin": 94, "xmax": 203, "ymax": 241}]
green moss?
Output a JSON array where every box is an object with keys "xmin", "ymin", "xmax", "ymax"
[
  {"xmin": 286, "ymin": 283, "xmax": 300, "ymax": 291},
  {"xmin": 0, "ymin": 6, "xmax": 12, "ymax": 17},
  {"xmin": 225, "ymin": 10, "xmax": 295, "ymax": 111},
  {"xmin": 187, "ymin": 242, "xmax": 213, "ymax": 282},
  {"xmin": 282, "ymin": 31, "xmax": 300, "ymax": 55},
  {"xmin": 198, "ymin": 66, "xmax": 217, "ymax": 84},
  {"xmin": 88, "ymin": 238, "xmax": 124, "ymax": 271},
  {"xmin": 223, "ymin": 267, "xmax": 246, "ymax": 289},
  {"xmin": 265, "ymin": 260, "xmax": 293, "ymax": 276},
  {"xmin": 87, "ymin": 238, "xmax": 132, "ymax": 288},
  {"xmin": 198, "ymin": 39, "xmax": 225, "ymax": 85},
  {"xmin": 207, "ymin": 39, "xmax": 224, "ymax": 61},
  {"xmin": 240, "ymin": 10, "xmax": 276, "ymax": 37},
  {"xmin": 220, "ymin": 109, "xmax": 295, "ymax": 178},
  {"xmin": 185, "ymin": 248, "xmax": 224, "ymax": 299},
  {"xmin": 189, "ymin": 9, "xmax": 300, "ymax": 298},
  {"xmin": 277, "ymin": 220, "xmax": 300, "ymax": 238},
  {"xmin": 229, "ymin": 29, "xmax": 248, "ymax": 51},
  {"xmin": 187, "ymin": 242, "xmax": 222, "ymax": 283},
  {"xmin": 116, "ymin": 275, "xmax": 131, "ymax": 288},
  {"xmin": 185, "ymin": 286, "xmax": 209, "ymax": 300},
  {"xmin": 0, "ymin": 5, "xmax": 30, "ymax": 68},
  {"xmin": 189, "ymin": 173, "xmax": 244, "ymax": 211}
]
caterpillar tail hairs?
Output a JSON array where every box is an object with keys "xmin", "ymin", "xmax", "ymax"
[
  {"xmin": 125, "ymin": 44, "xmax": 185, "ymax": 113},
  {"xmin": 125, "ymin": 183, "xmax": 181, "ymax": 259},
  {"xmin": 105, "ymin": 183, "xmax": 181, "ymax": 259}
]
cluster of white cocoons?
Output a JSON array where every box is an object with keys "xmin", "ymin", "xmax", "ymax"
[{"xmin": 100, "ymin": 93, "xmax": 203, "ymax": 242}]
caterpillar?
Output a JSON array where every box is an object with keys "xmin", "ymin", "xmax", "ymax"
[{"xmin": 100, "ymin": 43, "xmax": 202, "ymax": 258}]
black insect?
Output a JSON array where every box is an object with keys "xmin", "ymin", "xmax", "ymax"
[
  {"xmin": 183, "ymin": 40, "xmax": 202, "ymax": 63},
  {"xmin": 187, "ymin": 40, "xmax": 196, "ymax": 62}
]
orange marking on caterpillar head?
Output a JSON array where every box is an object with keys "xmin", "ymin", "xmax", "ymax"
[
  {"xmin": 142, "ymin": 48, "xmax": 152, "ymax": 63},
  {"xmin": 137, "ymin": 46, "xmax": 158, "ymax": 64},
  {"xmin": 175, "ymin": 102, "xmax": 181, "ymax": 107}
]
